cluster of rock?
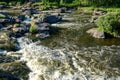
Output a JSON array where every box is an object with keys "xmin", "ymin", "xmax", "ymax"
[
  {"xmin": 90, "ymin": 9, "xmax": 107, "ymax": 23},
  {"xmin": 87, "ymin": 9, "xmax": 107, "ymax": 38},
  {"xmin": 0, "ymin": 7, "xmax": 63, "ymax": 51}
]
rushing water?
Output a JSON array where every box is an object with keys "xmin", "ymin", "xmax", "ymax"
[{"xmin": 16, "ymin": 37, "xmax": 120, "ymax": 80}]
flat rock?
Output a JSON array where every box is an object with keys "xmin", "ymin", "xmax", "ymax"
[{"xmin": 87, "ymin": 28, "xmax": 105, "ymax": 38}]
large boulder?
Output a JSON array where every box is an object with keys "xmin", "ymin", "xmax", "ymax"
[
  {"xmin": 43, "ymin": 14, "xmax": 62, "ymax": 24},
  {"xmin": 86, "ymin": 28, "xmax": 105, "ymax": 38}
]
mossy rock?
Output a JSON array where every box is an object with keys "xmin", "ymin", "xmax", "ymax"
[
  {"xmin": 0, "ymin": 61, "xmax": 30, "ymax": 80},
  {"xmin": 0, "ymin": 31, "xmax": 18, "ymax": 51}
]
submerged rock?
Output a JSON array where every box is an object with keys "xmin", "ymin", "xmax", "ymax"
[{"xmin": 87, "ymin": 28, "xmax": 105, "ymax": 38}]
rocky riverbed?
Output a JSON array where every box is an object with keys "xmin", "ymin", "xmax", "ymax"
[{"xmin": 0, "ymin": 6, "xmax": 120, "ymax": 80}]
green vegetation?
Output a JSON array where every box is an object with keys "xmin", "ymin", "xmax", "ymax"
[
  {"xmin": 13, "ymin": 24, "xmax": 20, "ymax": 28},
  {"xmin": 0, "ymin": 0, "xmax": 120, "ymax": 8},
  {"xmin": 0, "ymin": 14, "xmax": 6, "ymax": 19},
  {"xmin": 0, "ymin": 2, "xmax": 7, "ymax": 5},
  {"xmin": 96, "ymin": 12, "xmax": 120, "ymax": 36},
  {"xmin": 29, "ymin": 26, "xmax": 38, "ymax": 34}
]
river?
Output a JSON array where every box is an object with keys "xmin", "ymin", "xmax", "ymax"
[{"xmin": 0, "ymin": 8, "xmax": 120, "ymax": 80}]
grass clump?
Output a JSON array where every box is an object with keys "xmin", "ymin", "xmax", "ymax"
[{"xmin": 29, "ymin": 21, "xmax": 38, "ymax": 34}]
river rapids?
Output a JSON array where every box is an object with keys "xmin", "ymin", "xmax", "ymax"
[{"xmin": 5, "ymin": 37, "xmax": 118, "ymax": 80}]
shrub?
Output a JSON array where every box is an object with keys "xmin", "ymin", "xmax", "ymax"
[
  {"xmin": 0, "ymin": 2, "xmax": 7, "ymax": 5},
  {"xmin": 96, "ymin": 12, "xmax": 120, "ymax": 36},
  {"xmin": 29, "ymin": 26, "xmax": 38, "ymax": 34}
]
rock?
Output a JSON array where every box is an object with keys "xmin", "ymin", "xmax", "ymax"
[
  {"xmin": 2, "ymin": 25, "xmax": 13, "ymax": 30},
  {"xmin": 43, "ymin": 14, "xmax": 62, "ymax": 24},
  {"xmin": 91, "ymin": 9, "xmax": 107, "ymax": 23},
  {"xmin": 0, "ymin": 24, "xmax": 4, "ymax": 29},
  {"xmin": 0, "ymin": 61, "xmax": 30, "ymax": 80},
  {"xmin": 36, "ymin": 31, "xmax": 50, "ymax": 39},
  {"xmin": 25, "ymin": 33, "xmax": 32, "ymax": 36},
  {"xmin": 86, "ymin": 28, "xmax": 105, "ymax": 38},
  {"xmin": 0, "ymin": 5, "xmax": 7, "ymax": 9},
  {"xmin": 0, "ymin": 31, "xmax": 18, "ymax": 51},
  {"xmin": 17, "ymin": 15, "xmax": 26, "ymax": 21},
  {"xmin": 0, "ymin": 72, "xmax": 20, "ymax": 80},
  {"xmin": 59, "ymin": 8, "xmax": 66, "ymax": 13},
  {"xmin": 22, "ymin": 8, "xmax": 38, "ymax": 15},
  {"xmin": 36, "ymin": 23, "xmax": 50, "ymax": 31},
  {"xmin": 12, "ymin": 24, "xmax": 30, "ymax": 37}
]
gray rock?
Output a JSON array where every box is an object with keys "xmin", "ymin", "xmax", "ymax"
[
  {"xmin": 87, "ymin": 28, "xmax": 105, "ymax": 38},
  {"xmin": 0, "ymin": 31, "xmax": 18, "ymax": 51},
  {"xmin": 43, "ymin": 14, "xmax": 62, "ymax": 24},
  {"xmin": 91, "ymin": 9, "xmax": 107, "ymax": 23},
  {"xmin": 0, "ymin": 61, "xmax": 30, "ymax": 80},
  {"xmin": 59, "ymin": 8, "xmax": 66, "ymax": 13},
  {"xmin": 12, "ymin": 24, "xmax": 30, "ymax": 37},
  {"xmin": 36, "ymin": 32, "xmax": 50, "ymax": 39},
  {"xmin": 0, "ymin": 24, "xmax": 4, "ymax": 29},
  {"xmin": 36, "ymin": 23, "xmax": 50, "ymax": 31}
]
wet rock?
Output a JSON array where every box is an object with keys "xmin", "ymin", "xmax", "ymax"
[
  {"xmin": 25, "ymin": 33, "xmax": 32, "ymax": 36},
  {"xmin": 2, "ymin": 25, "xmax": 13, "ymax": 30},
  {"xmin": 59, "ymin": 8, "xmax": 66, "ymax": 13},
  {"xmin": 86, "ymin": 28, "xmax": 105, "ymax": 38},
  {"xmin": 0, "ymin": 71, "xmax": 20, "ymax": 80},
  {"xmin": 0, "ymin": 61, "xmax": 30, "ymax": 80},
  {"xmin": 22, "ymin": 8, "xmax": 38, "ymax": 15},
  {"xmin": 91, "ymin": 9, "xmax": 107, "ymax": 23},
  {"xmin": 36, "ymin": 31, "xmax": 50, "ymax": 39},
  {"xmin": 0, "ymin": 54, "xmax": 20, "ymax": 63},
  {"xmin": 0, "ymin": 5, "xmax": 7, "ymax": 9},
  {"xmin": 12, "ymin": 24, "xmax": 30, "ymax": 37},
  {"xmin": 43, "ymin": 14, "xmax": 62, "ymax": 24},
  {"xmin": 17, "ymin": 15, "xmax": 26, "ymax": 21},
  {"xmin": 0, "ymin": 24, "xmax": 4, "ymax": 29},
  {"xmin": 0, "ymin": 31, "xmax": 18, "ymax": 51},
  {"xmin": 36, "ymin": 23, "xmax": 50, "ymax": 31}
]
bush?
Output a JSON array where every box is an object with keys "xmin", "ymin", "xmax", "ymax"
[
  {"xmin": 29, "ymin": 26, "xmax": 38, "ymax": 34},
  {"xmin": 96, "ymin": 12, "xmax": 120, "ymax": 36},
  {"xmin": 0, "ymin": 2, "xmax": 7, "ymax": 5}
]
